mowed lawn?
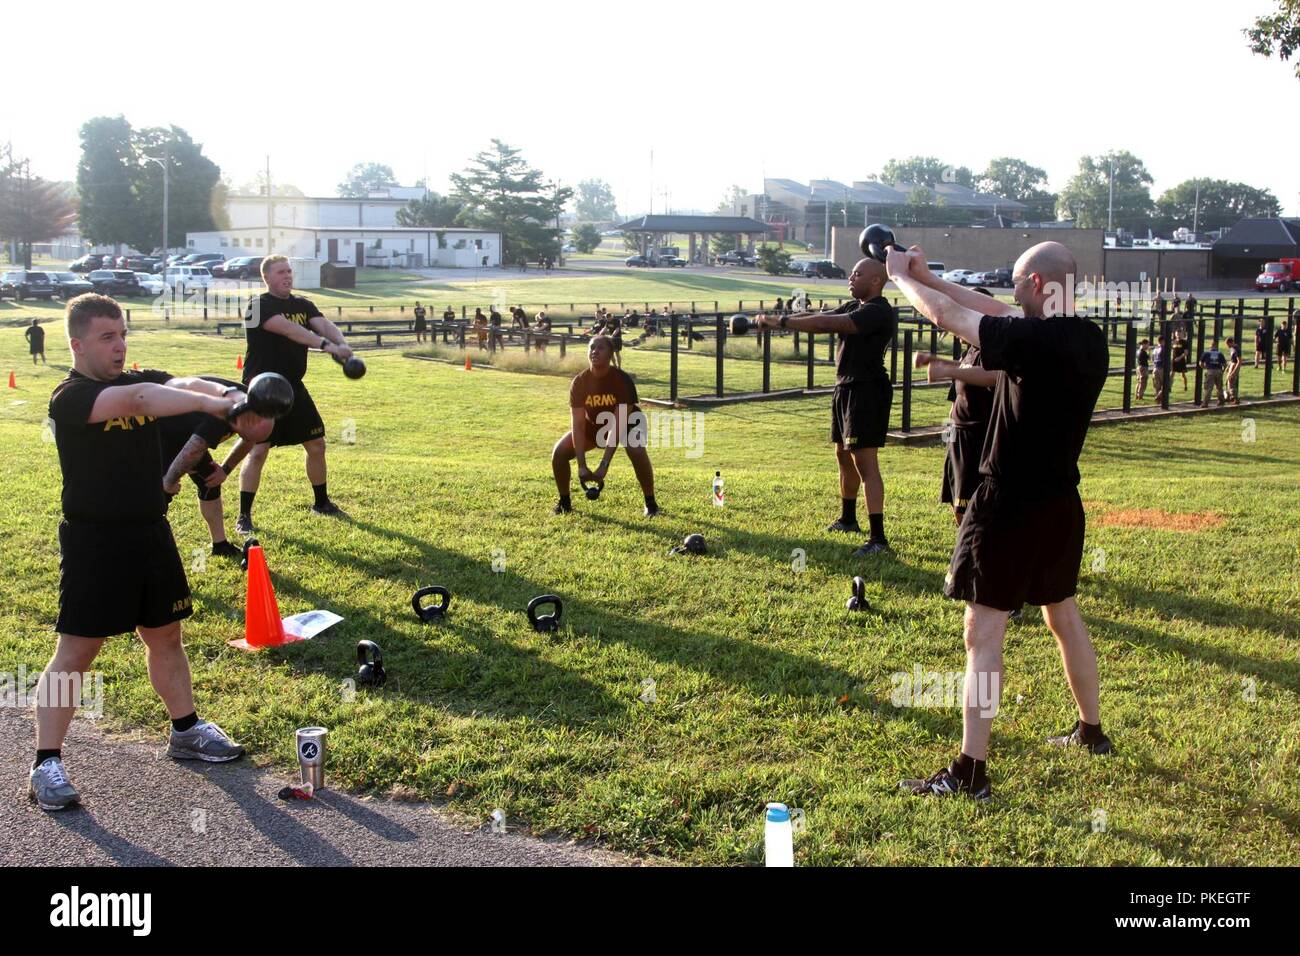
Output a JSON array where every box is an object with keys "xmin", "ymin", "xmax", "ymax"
[{"xmin": 1, "ymin": 326, "xmax": 1298, "ymax": 865}]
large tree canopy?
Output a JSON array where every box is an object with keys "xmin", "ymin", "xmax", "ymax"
[{"xmin": 450, "ymin": 140, "xmax": 571, "ymax": 264}]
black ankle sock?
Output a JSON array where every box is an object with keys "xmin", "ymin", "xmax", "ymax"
[
  {"xmin": 172, "ymin": 712, "xmax": 198, "ymax": 733},
  {"xmin": 1078, "ymin": 720, "xmax": 1104, "ymax": 743},
  {"xmin": 239, "ymin": 491, "xmax": 256, "ymax": 517},
  {"xmin": 34, "ymin": 749, "xmax": 61, "ymax": 769},
  {"xmin": 952, "ymin": 752, "xmax": 988, "ymax": 788},
  {"xmin": 840, "ymin": 498, "xmax": 857, "ymax": 524},
  {"xmin": 868, "ymin": 512, "xmax": 886, "ymax": 540},
  {"xmin": 644, "ymin": 495, "xmax": 658, "ymax": 510},
  {"xmin": 559, "ymin": 494, "xmax": 572, "ymax": 508},
  {"xmin": 312, "ymin": 482, "xmax": 329, "ymax": 507}
]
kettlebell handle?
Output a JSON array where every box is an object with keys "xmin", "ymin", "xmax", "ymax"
[
  {"xmin": 357, "ymin": 640, "xmax": 382, "ymax": 666},
  {"xmin": 526, "ymin": 594, "xmax": 563, "ymax": 632}
]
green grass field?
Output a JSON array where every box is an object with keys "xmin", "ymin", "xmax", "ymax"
[{"xmin": 2, "ymin": 325, "xmax": 1298, "ymax": 866}]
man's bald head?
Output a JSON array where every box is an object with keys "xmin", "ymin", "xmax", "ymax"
[
  {"xmin": 849, "ymin": 257, "xmax": 887, "ymax": 300},
  {"xmin": 1013, "ymin": 241, "xmax": 1078, "ymax": 317}
]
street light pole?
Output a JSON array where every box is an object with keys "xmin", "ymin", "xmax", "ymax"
[
  {"xmin": 1106, "ymin": 154, "xmax": 1114, "ymax": 232},
  {"xmin": 143, "ymin": 141, "xmax": 169, "ymax": 262}
]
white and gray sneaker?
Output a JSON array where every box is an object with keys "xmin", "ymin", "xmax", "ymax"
[
  {"xmin": 167, "ymin": 721, "xmax": 245, "ymax": 763},
  {"xmin": 29, "ymin": 757, "xmax": 81, "ymax": 811}
]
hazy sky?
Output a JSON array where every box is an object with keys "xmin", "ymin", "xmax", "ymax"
[{"xmin": 6, "ymin": 0, "xmax": 1298, "ymax": 217}]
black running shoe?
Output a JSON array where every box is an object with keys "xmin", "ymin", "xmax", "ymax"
[
  {"xmin": 826, "ymin": 519, "xmax": 862, "ymax": 533},
  {"xmin": 235, "ymin": 513, "xmax": 255, "ymax": 535},
  {"xmin": 211, "ymin": 540, "xmax": 242, "ymax": 561},
  {"xmin": 644, "ymin": 504, "xmax": 662, "ymax": 518},
  {"xmin": 902, "ymin": 763, "xmax": 992, "ymax": 801},
  {"xmin": 1047, "ymin": 720, "xmax": 1115, "ymax": 755},
  {"xmin": 852, "ymin": 537, "xmax": 893, "ymax": 557},
  {"xmin": 553, "ymin": 500, "xmax": 573, "ymax": 515},
  {"xmin": 1009, "ymin": 607, "xmax": 1023, "ymax": 622},
  {"xmin": 312, "ymin": 499, "xmax": 346, "ymax": 517}
]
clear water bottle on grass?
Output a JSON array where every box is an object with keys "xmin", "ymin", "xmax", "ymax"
[
  {"xmin": 712, "ymin": 470, "xmax": 724, "ymax": 508},
  {"xmin": 765, "ymin": 802, "xmax": 793, "ymax": 867}
]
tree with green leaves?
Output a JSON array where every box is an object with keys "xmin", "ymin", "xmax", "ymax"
[
  {"xmin": 336, "ymin": 161, "xmax": 397, "ymax": 198},
  {"xmin": 395, "ymin": 191, "xmax": 465, "ymax": 227},
  {"xmin": 1154, "ymin": 179, "xmax": 1281, "ymax": 234},
  {"xmin": 757, "ymin": 246, "xmax": 791, "ymax": 276},
  {"xmin": 977, "ymin": 157, "xmax": 1057, "ymax": 219},
  {"xmin": 75, "ymin": 116, "xmax": 136, "ymax": 247},
  {"xmin": 130, "ymin": 125, "xmax": 222, "ymax": 253},
  {"xmin": 233, "ymin": 172, "xmax": 304, "ymax": 197},
  {"xmin": 572, "ymin": 223, "xmax": 602, "ymax": 253},
  {"xmin": 714, "ymin": 185, "xmax": 748, "ymax": 215},
  {"xmin": 1246, "ymin": 1, "xmax": 1300, "ymax": 78},
  {"xmin": 574, "ymin": 179, "xmax": 617, "ymax": 222},
  {"xmin": 450, "ymin": 140, "xmax": 572, "ymax": 265},
  {"xmin": 0, "ymin": 156, "xmax": 77, "ymax": 269},
  {"xmin": 880, "ymin": 157, "xmax": 973, "ymax": 187},
  {"xmin": 1056, "ymin": 152, "xmax": 1155, "ymax": 230}
]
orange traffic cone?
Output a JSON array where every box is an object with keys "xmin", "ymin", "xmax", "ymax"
[
  {"xmin": 236, "ymin": 354, "xmax": 243, "ymax": 370},
  {"xmin": 242, "ymin": 543, "xmax": 288, "ymax": 649},
  {"xmin": 464, "ymin": 354, "xmax": 472, "ymax": 371},
  {"xmin": 132, "ymin": 362, "xmax": 140, "ymax": 370},
  {"xmin": 7, "ymin": 372, "xmax": 14, "ymax": 389}
]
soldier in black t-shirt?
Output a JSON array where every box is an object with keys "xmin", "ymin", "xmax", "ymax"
[
  {"xmin": 887, "ymin": 241, "xmax": 1113, "ymax": 802},
  {"xmin": 443, "ymin": 306, "xmax": 456, "ymax": 323},
  {"xmin": 159, "ymin": 375, "xmax": 277, "ymax": 559},
  {"xmin": 25, "ymin": 318, "xmax": 46, "ymax": 364},
  {"xmin": 918, "ymin": 343, "xmax": 999, "ymax": 522},
  {"xmin": 235, "ymin": 256, "xmax": 354, "ymax": 534},
  {"xmin": 412, "ymin": 301, "xmax": 427, "ymax": 344},
  {"xmin": 755, "ymin": 258, "xmax": 897, "ymax": 556},
  {"xmin": 30, "ymin": 293, "xmax": 247, "ymax": 812},
  {"xmin": 550, "ymin": 335, "xmax": 659, "ymax": 516}
]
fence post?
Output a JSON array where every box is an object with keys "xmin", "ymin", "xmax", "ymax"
[
  {"xmin": 762, "ymin": 327, "xmax": 771, "ymax": 393},
  {"xmin": 807, "ymin": 333, "xmax": 815, "ymax": 389},
  {"xmin": 1122, "ymin": 321, "xmax": 1135, "ymax": 413},
  {"xmin": 524, "ymin": 331, "xmax": 531, "ymax": 353},
  {"xmin": 793, "ymin": 331, "xmax": 800, "ymax": 355},
  {"xmin": 1194, "ymin": 317, "xmax": 1205, "ymax": 406},
  {"xmin": 715, "ymin": 316, "xmax": 725, "ymax": 398},
  {"xmin": 901, "ymin": 330, "xmax": 913, "ymax": 432},
  {"xmin": 1263, "ymin": 313, "xmax": 1274, "ymax": 398},
  {"xmin": 929, "ymin": 326, "xmax": 937, "ymax": 355},
  {"xmin": 560, "ymin": 335, "xmax": 566, "ymax": 358},
  {"xmin": 828, "ymin": 329, "xmax": 834, "ymax": 362},
  {"xmin": 1214, "ymin": 298, "xmax": 1222, "ymax": 341},
  {"xmin": 670, "ymin": 315, "xmax": 680, "ymax": 403},
  {"xmin": 685, "ymin": 319, "xmax": 692, "ymax": 350},
  {"xmin": 458, "ymin": 325, "xmax": 466, "ymax": 348}
]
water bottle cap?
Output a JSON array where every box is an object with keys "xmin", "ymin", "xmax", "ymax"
[
  {"xmin": 765, "ymin": 802, "xmax": 790, "ymax": 823},
  {"xmin": 715, "ymin": 470, "xmax": 720, "ymax": 476}
]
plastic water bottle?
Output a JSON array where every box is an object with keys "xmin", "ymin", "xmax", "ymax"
[
  {"xmin": 765, "ymin": 803, "xmax": 794, "ymax": 867},
  {"xmin": 712, "ymin": 470, "xmax": 724, "ymax": 508}
]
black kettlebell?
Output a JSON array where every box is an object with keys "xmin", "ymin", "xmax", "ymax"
[
  {"xmin": 411, "ymin": 585, "xmax": 451, "ymax": 623},
  {"xmin": 859, "ymin": 223, "xmax": 902, "ymax": 264},
  {"xmin": 240, "ymin": 537, "xmax": 259, "ymax": 570},
  {"xmin": 669, "ymin": 533, "xmax": 707, "ymax": 556},
  {"xmin": 846, "ymin": 576, "xmax": 869, "ymax": 611},
  {"xmin": 581, "ymin": 477, "xmax": 604, "ymax": 501},
  {"xmin": 333, "ymin": 353, "xmax": 367, "ymax": 379},
  {"xmin": 728, "ymin": 314, "xmax": 751, "ymax": 336},
  {"xmin": 526, "ymin": 594, "xmax": 563, "ymax": 633},
  {"xmin": 356, "ymin": 640, "xmax": 386, "ymax": 687}
]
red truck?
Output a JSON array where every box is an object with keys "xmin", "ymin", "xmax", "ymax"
[{"xmin": 1255, "ymin": 258, "xmax": 1300, "ymax": 292}]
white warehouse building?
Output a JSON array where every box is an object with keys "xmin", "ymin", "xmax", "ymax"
[{"xmin": 184, "ymin": 225, "xmax": 502, "ymax": 269}]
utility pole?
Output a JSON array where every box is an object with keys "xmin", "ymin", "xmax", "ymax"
[
  {"xmin": 1107, "ymin": 154, "xmax": 1115, "ymax": 232},
  {"xmin": 823, "ymin": 199, "xmax": 830, "ymax": 256},
  {"xmin": 1192, "ymin": 180, "xmax": 1200, "ymax": 235},
  {"xmin": 266, "ymin": 155, "xmax": 273, "ymax": 254},
  {"xmin": 143, "ymin": 141, "xmax": 170, "ymax": 262}
]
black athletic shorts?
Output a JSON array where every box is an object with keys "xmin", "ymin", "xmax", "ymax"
[
  {"xmin": 831, "ymin": 379, "xmax": 892, "ymax": 449},
  {"xmin": 55, "ymin": 519, "xmax": 193, "ymax": 638},
  {"xmin": 188, "ymin": 466, "xmax": 222, "ymax": 502},
  {"xmin": 944, "ymin": 480, "xmax": 1086, "ymax": 612},
  {"xmin": 267, "ymin": 379, "xmax": 325, "ymax": 447},
  {"xmin": 940, "ymin": 424, "xmax": 984, "ymax": 514}
]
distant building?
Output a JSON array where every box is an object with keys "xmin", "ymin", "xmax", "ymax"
[{"xmin": 184, "ymin": 225, "xmax": 501, "ymax": 269}]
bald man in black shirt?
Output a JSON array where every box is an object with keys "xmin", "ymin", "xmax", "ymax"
[
  {"xmin": 756, "ymin": 258, "xmax": 898, "ymax": 556},
  {"xmin": 887, "ymin": 241, "xmax": 1112, "ymax": 801}
]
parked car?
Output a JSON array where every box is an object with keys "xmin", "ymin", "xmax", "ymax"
[
  {"xmin": 716, "ymin": 250, "xmax": 756, "ymax": 267},
  {"xmin": 941, "ymin": 269, "xmax": 978, "ymax": 284},
  {"xmin": 787, "ymin": 260, "xmax": 812, "ymax": 276},
  {"xmin": 987, "ymin": 268, "xmax": 1013, "ymax": 288},
  {"xmin": 180, "ymin": 253, "xmax": 225, "ymax": 268},
  {"xmin": 68, "ymin": 255, "xmax": 104, "ymax": 273},
  {"xmin": 221, "ymin": 256, "xmax": 264, "ymax": 280},
  {"xmin": 625, "ymin": 255, "xmax": 656, "ymax": 267},
  {"xmin": 927, "ymin": 261, "xmax": 946, "ymax": 275},
  {"xmin": 805, "ymin": 260, "xmax": 846, "ymax": 279},
  {"xmin": 657, "ymin": 255, "xmax": 687, "ymax": 268},
  {"xmin": 0, "ymin": 270, "xmax": 58, "ymax": 300},
  {"xmin": 86, "ymin": 269, "xmax": 136, "ymax": 296},
  {"xmin": 46, "ymin": 271, "xmax": 95, "ymax": 298},
  {"xmin": 135, "ymin": 272, "xmax": 166, "ymax": 295},
  {"xmin": 164, "ymin": 265, "xmax": 213, "ymax": 290}
]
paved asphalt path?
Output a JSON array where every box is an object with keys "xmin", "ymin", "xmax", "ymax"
[{"xmin": 0, "ymin": 708, "xmax": 627, "ymax": 867}]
